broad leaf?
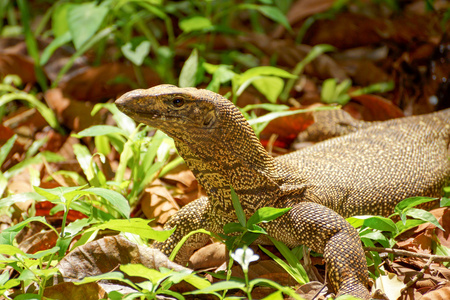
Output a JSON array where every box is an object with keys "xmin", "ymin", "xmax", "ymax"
[{"xmin": 247, "ymin": 207, "xmax": 291, "ymax": 227}]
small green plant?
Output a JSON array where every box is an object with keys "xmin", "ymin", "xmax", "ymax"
[
  {"xmin": 348, "ymin": 195, "xmax": 446, "ymax": 279},
  {"xmin": 320, "ymin": 78, "xmax": 395, "ymax": 105},
  {"xmin": 74, "ymin": 104, "xmax": 182, "ymax": 206},
  {"xmin": 0, "ymin": 76, "xmax": 61, "ymax": 132},
  {"xmin": 178, "ymin": 48, "xmax": 339, "ymax": 136},
  {"xmin": 185, "ymin": 246, "xmax": 304, "ymax": 300}
]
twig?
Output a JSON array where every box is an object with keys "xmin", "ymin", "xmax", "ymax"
[
  {"xmin": 400, "ymin": 256, "xmax": 434, "ymax": 293},
  {"xmin": 364, "ymin": 247, "xmax": 450, "ymax": 262}
]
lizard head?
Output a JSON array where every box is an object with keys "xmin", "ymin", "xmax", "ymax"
[{"xmin": 115, "ymin": 84, "xmax": 245, "ymax": 142}]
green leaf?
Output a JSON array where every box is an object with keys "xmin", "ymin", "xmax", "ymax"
[
  {"xmin": 247, "ymin": 207, "xmax": 291, "ymax": 227},
  {"xmin": 75, "ymin": 272, "xmax": 126, "ymax": 284},
  {"xmin": 223, "ymin": 222, "xmax": 245, "ymax": 234},
  {"xmin": 266, "ymin": 237, "xmax": 309, "ymax": 284},
  {"xmin": 256, "ymin": 5, "xmax": 291, "ymax": 31},
  {"xmin": 0, "ymin": 134, "xmax": 16, "ymax": 167},
  {"xmin": 13, "ymin": 293, "xmax": 42, "ymax": 300},
  {"xmin": 67, "ymin": 2, "xmax": 109, "ymax": 50},
  {"xmin": 440, "ymin": 197, "xmax": 450, "ymax": 207},
  {"xmin": 76, "ymin": 125, "xmax": 126, "ymax": 137},
  {"xmin": 81, "ymin": 187, "xmax": 131, "ymax": 218},
  {"xmin": 395, "ymin": 196, "xmax": 437, "ymax": 214},
  {"xmin": 121, "ymin": 39, "xmax": 151, "ymax": 66},
  {"xmin": 230, "ymin": 186, "xmax": 246, "ymax": 226},
  {"xmin": 262, "ymin": 291, "xmax": 283, "ymax": 300},
  {"xmin": 248, "ymin": 106, "xmax": 337, "ymax": 126},
  {"xmin": 182, "ymin": 273, "xmax": 211, "ymax": 289},
  {"xmin": 241, "ymin": 103, "xmax": 289, "ymax": 113},
  {"xmin": 280, "ymin": 44, "xmax": 335, "ymax": 101},
  {"xmin": 28, "ymin": 247, "xmax": 60, "ymax": 259},
  {"xmin": 359, "ymin": 230, "xmax": 390, "ymax": 248},
  {"xmin": 179, "ymin": 16, "xmax": 212, "ymax": 33},
  {"xmin": 0, "ymin": 90, "xmax": 61, "ymax": 131},
  {"xmin": 347, "ymin": 215, "xmax": 396, "ymax": 232},
  {"xmin": 0, "ymin": 216, "xmax": 47, "ymax": 245},
  {"xmin": 34, "ymin": 185, "xmax": 83, "ymax": 202},
  {"xmin": 40, "ymin": 31, "xmax": 71, "ymax": 65},
  {"xmin": 321, "ymin": 78, "xmax": 337, "ymax": 103},
  {"xmin": 185, "ymin": 280, "xmax": 245, "ymax": 295},
  {"xmin": 240, "ymin": 66, "xmax": 296, "ymax": 83},
  {"xmin": 0, "ymin": 244, "xmax": 27, "ymax": 256},
  {"xmin": 85, "ymin": 219, "xmax": 175, "ymax": 241},
  {"xmin": 405, "ymin": 208, "xmax": 444, "ymax": 231},
  {"xmin": 395, "ymin": 219, "xmax": 426, "ymax": 236},
  {"xmin": 52, "ymin": 2, "xmax": 70, "ymax": 38},
  {"xmin": 121, "ymin": 264, "xmax": 169, "ymax": 285},
  {"xmin": 252, "ymin": 76, "xmax": 284, "ymax": 103},
  {"xmin": 259, "ymin": 244, "xmax": 308, "ymax": 285},
  {"xmin": 179, "ymin": 48, "xmax": 199, "ymax": 88}
]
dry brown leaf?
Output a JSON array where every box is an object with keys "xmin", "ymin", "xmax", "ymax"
[
  {"xmin": 18, "ymin": 229, "xmax": 58, "ymax": 254},
  {"xmin": 295, "ymin": 281, "xmax": 328, "ymax": 300},
  {"xmin": 260, "ymin": 106, "xmax": 317, "ymax": 149},
  {"xmin": 162, "ymin": 164, "xmax": 203, "ymax": 206},
  {"xmin": 141, "ymin": 179, "xmax": 179, "ymax": 226},
  {"xmin": 189, "ymin": 242, "xmax": 227, "ymax": 270},
  {"xmin": 58, "ymin": 62, "xmax": 160, "ymax": 102},
  {"xmin": 0, "ymin": 52, "xmax": 36, "ymax": 84},
  {"xmin": 339, "ymin": 59, "xmax": 390, "ymax": 87},
  {"xmin": 45, "ymin": 88, "xmax": 103, "ymax": 132},
  {"xmin": 346, "ymin": 94, "xmax": 404, "ymax": 121},
  {"xmin": 58, "ymin": 235, "xmax": 188, "ymax": 281},
  {"xmin": 420, "ymin": 283, "xmax": 450, "ymax": 300},
  {"xmin": 396, "ymin": 230, "xmax": 434, "ymax": 254},
  {"xmin": 44, "ymin": 282, "xmax": 106, "ymax": 300},
  {"xmin": 272, "ymin": 0, "xmax": 335, "ymax": 38}
]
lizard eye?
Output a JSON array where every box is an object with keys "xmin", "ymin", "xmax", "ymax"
[{"xmin": 172, "ymin": 98, "xmax": 184, "ymax": 108}]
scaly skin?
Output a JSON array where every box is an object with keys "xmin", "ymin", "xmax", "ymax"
[{"xmin": 116, "ymin": 85, "xmax": 450, "ymax": 298}]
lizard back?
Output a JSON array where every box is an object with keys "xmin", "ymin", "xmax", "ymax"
[{"xmin": 277, "ymin": 108, "xmax": 450, "ymax": 217}]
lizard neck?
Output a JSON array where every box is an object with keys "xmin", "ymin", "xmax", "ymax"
[{"xmin": 173, "ymin": 115, "xmax": 282, "ymax": 208}]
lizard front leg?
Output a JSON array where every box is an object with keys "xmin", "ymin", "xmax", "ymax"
[
  {"xmin": 153, "ymin": 196, "xmax": 213, "ymax": 265},
  {"xmin": 271, "ymin": 202, "xmax": 370, "ymax": 299}
]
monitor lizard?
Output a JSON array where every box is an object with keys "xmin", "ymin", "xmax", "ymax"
[{"xmin": 115, "ymin": 84, "xmax": 450, "ymax": 299}]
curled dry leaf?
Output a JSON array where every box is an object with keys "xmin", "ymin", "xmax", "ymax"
[
  {"xmin": 141, "ymin": 179, "xmax": 179, "ymax": 226},
  {"xmin": 18, "ymin": 229, "xmax": 58, "ymax": 254},
  {"xmin": 346, "ymin": 95, "xmax": 404, "ymax": 121},
  {"xmin": 58, "ymin": 235, "xmax": 188, "ymax": 281},
  {"xmin": 188, "ymin": 242, "xmax": 227, "ymax": 270},
  {"xmin": 295, "ymin": 281, "xmax": 328, "ymax": 300},
  {"xmin": 421, "ymin": 283, "xmax": 450, "ymax": 300},
  {"xmin": 260, "ymin": 106, "xmax": 317, "ymax": 149},
  {"xmin": 162, "ymin": 165, "xmax": 203, "ymax": 206}
]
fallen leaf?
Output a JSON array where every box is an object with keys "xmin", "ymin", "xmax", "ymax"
[
  {"xmin": 0, "ymin": 52, "xmax": 36, "ymax": 84},
  {"xmin": 58, "ymin": 62, "xmax": 161, "ymax": 102},
  {"xmin": 19, "ymin": 229, "xmax": 58, "ymax": 254},
  {"xmin": 420, "ymin": 283, "xmax": 450, "ymax": 300},
  {"xmin": 45, "ymin": 88, "xmax": 103, "ymax": 132},
  {"xmin": 44, "ymin": 281, "xmax": 106, "ymax": 300},
  {"xmin": 189, "ymin": 242, "xmax": 227, "ymax": 270},
  {"xmin": 346, "ymin": 94, "xmax": 404, "ymax": 121},
  {"xmin": 295, "ymin": 281, "xmax": 328, "ymax": 300},
  {"xmin": 141, "ymin": 180, "xmax": 179, "ymax": 226},
  {"xmin": 57, "ymin": 235, "xmax": 188, "ymax": 281},
  {"xmin": 375, "ymin": 271, "xmax": 405, "ymax": 300}
]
